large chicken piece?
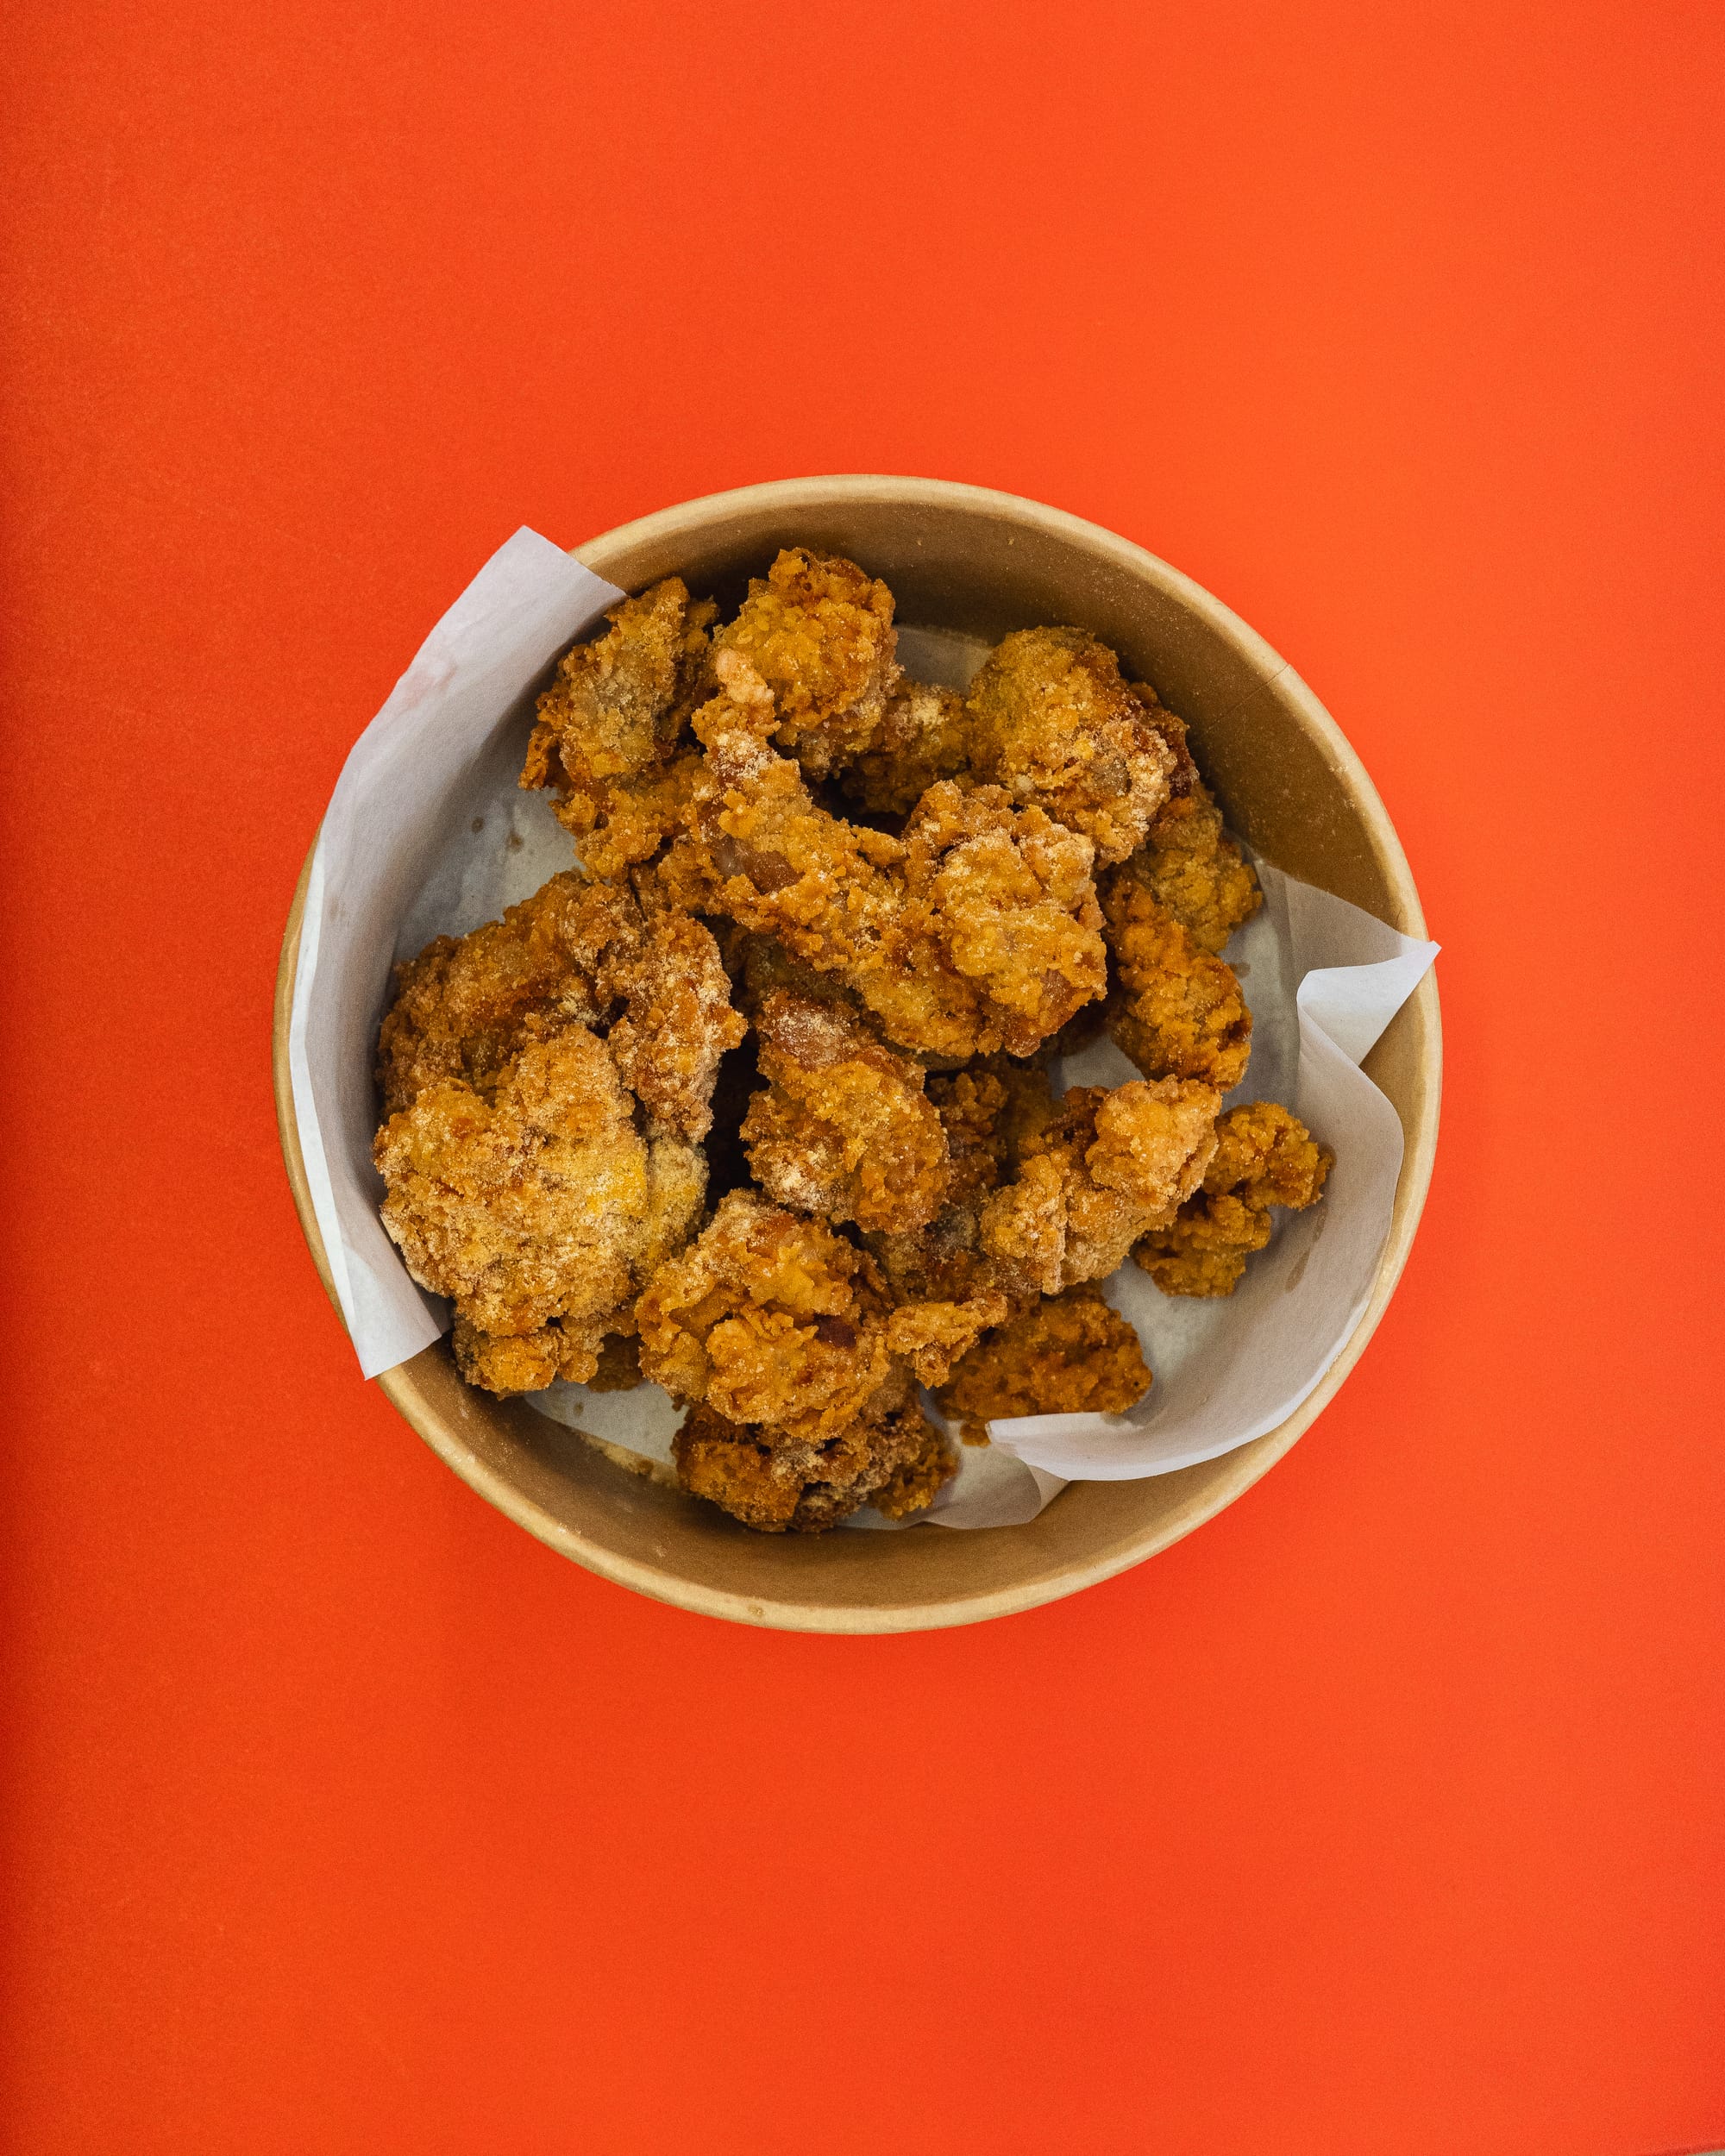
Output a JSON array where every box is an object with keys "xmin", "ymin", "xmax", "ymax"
[
  {"xmin": 1135, "ymin": 1100, "xmax": 1332, "ymax": 1296},
  {"xmin": 741, "ymin": 991, "xmax": 952, "ymax": 1233},
  {"xmin": 374, "ymin": 1027, "xmax": 706, "ymax": 1390},
  {"xmin": 377, "ymin": 868, "xmax": 743, "ymax": 1142},
  {"xmin": 963, "ymin": 627, "xmax": 1178, "ymax": 867},
  {"xmin": 978, "ymin": 1077, "xmax": 1220, "ymax": 1294},
  {"xmin": 868, "ymin": 782, "xmax": 1107, "ymax": 1060},
  {"xmin": 377, "ymin": 870, "xmax": 629, "ymax": 1114},
  {"xmin": 710, "ymin": 546, "xmax": 901, "ymax": 779},
  {"xmin": 669, "ymin": 711, "xmax": 1107, "ymax": 1061},
  {"xmin": 636, "ymin": 1189, "xmax": 1003, "ymax": 1447}
]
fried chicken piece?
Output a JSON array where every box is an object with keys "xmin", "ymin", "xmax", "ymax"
[
  {"xmin": 732, "ymin": 931, "xmax": 870, "ymax": 1024},
  {"xmin": 964, "ymin": 627, "xmax": 1177, "ymax": 867},
  {"xmin": 603, "ymin": 875, "xmax": 748, "ymax": 1142},
  {"xmin": 377, "ymin": 872, "xmax": 623, "ymax": 1115},
  {"xmin": 1104, "ymin": 684, "xmax": 1259, "ymax": 950},
  {"xmin": 935, "ymin": 1284, "xmax": 1152, "ymax": 1441},
  {"xmin": 670, "ymin": 718, "xmax": 905, "ymax": 967},
  {"xmin": 672, "ymin": 729, "xmax": 1106, "ymax": 1062},
  {"xmin": 882, "ymin": 1283, "xmax": 1013, "ymax": 1390},
  {"xmin": 925, "ymin": 1066, "xmax": 1012, "ymax": 1209},
  {"xmin": 673, "ymin": 1395, "xmax": 955, "ymax": 1533},
  {"xmin": 839, "ymin": 680, "xmax": 972, "ymax": 815},
  {"xmin": 1115, "ymin": 781, "xmax": 1261, "ymax": 955},
  {"xmin": 858, "ymin": 1056, "xmax": 1058, "ymax": 1332},
  {"xmin": 376, "ymin": 870, "xmax": 743, "ymax": 1140},
  {"xmin": 450, "ymin": 1314, "xmax": 616, "ymax": 1395},
  {"xmin": 864, "ymin": 782, "xmax": 1107, "ymax": 1061},
  {"xmin": 637, "ymin": 1191, "xmax": 1001, "ymax": 1436},
  {"xmin": 1132, "ymin": 1192, "xmax": 1273, "ymax": 1298},
  {"xmin": 978, "ymin": 1078, "xmax": 1220, "ymax": 1294},
  {"xmin": 1135, "ymin": 1100, "xmax": 1333, "ymax": 1296},
  {"xmin": 742, "ymin": 991, "xmax": 952, "ymax": 1233},
  {"xmin": 922, "ymin": 1056, "xmax": 1059, "ymax": 1206},
  {"xmin": 375, "ymin": 1028, "xmax": 706, "ymax": 1384},
  {"xmin": 864, "ymin": 1206, "xmax": 1011, "ymax": 1312},
  {"xmin": 526, "ymin": 577, "xmax": 715, "ymax": 792},
  {"xmin": 710, "ymin": 547, "xmax": 900, "ymax": 778},
  {"xmin": 522, "ymin": 579, "xmax": 715, "ymax": 874},
  {"xmin": 635, "ymin": 1190, "xmax": 901, "ymax": 1440},
  {"xmin": 543, "ymin": 747, "xmax": 705, "ymax": 886},
  {"xmin": 1101, "ymin": 871, "xmax": 1252, "ymax": 1090},
  {"xmin": 1206, "ymin": 1100, "xmax": 1332, "ymax": 1207}
]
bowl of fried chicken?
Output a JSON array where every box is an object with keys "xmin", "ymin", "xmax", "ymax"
[{"xmin": 274, "ymin": 476, "xmax": 1440, "ymax": 1632}]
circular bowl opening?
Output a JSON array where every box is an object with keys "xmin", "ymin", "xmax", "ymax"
[{"xmin": 273, "ymin": 475, "xmax": 1440, "ymax": 1633}]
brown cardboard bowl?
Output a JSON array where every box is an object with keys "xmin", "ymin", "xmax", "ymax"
[{"xmin": 273, "ymin": 476, "xmax": 1440, "ymax": 1633}]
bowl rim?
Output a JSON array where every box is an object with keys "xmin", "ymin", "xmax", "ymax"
[{"xmin": 272, "ymin": 473, "xmax": 1442, "ymax": 1632}]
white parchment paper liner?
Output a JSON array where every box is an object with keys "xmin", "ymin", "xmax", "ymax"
[
  {"xmin": 286, "ymin": 534, "xmax": 1438, "ymax": 1526},
  {"xmin": 287, "ymin": 530, "xmax": 625, "ymax": 1378}
]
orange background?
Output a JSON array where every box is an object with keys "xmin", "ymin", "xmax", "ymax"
[{"xmin": 3, "ymin": 3, "xmax": 1722, "ymax": 2151}]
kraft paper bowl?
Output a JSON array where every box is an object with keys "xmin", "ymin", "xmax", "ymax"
[{"xmin": 273, "ymin": 475, "xmax": 1441, "ymax": 1634}]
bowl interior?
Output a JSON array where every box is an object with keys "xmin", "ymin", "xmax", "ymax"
[{"xmin": 274, "ymin": 476, "xmax": 1440, "ymax": 1633}]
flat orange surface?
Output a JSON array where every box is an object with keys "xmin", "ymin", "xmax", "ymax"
[{"xmin": 3, "ymin": 4, "xmax": 1722, "ymax": 2152}]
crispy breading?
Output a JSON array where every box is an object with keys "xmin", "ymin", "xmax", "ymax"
[
  {"xmin": 635, "ymin": 1190, "xmax": 902, "ymax": 1440},
  {"xmin": 978, "ymin": 1078, "xmax": 1220, "ymax": 1294},
  {"xmin": 731, "ymin": 931, "xmax": 850, "ymax": 1016},
  {"xmin": 869, "ymin": 782, "xmax": 1107, "ymax": 1060},
  {"xmin": 1116, "ymin": 780, "xmax": 1261, "ymax": 954},
  {"xmin": 710, "ymin": 546, "xmax": 900, "ymax": 777},
  {"xmin": 839, "ymin": 680, "xmax": 972, "ymax": 814},
  {"xmin": 862, "ymin": 1208, "xmax": 1010, "ymax": 1311},
  {"xmin": 375, "ymin": 1028, "xmax": 706, "ymax": 1378},
  {"xmin": 858, "ymin": 1057, "xmax": 1058, "ymax": 1327},
  {"xmin": 923, "ymin": 1056, "xmax": 1059, "ymax": 1205},
  {"xmin": 376, "ymin": 869, "xmax": 743, "ymax": 1141},
  {"xmin": 990, "ymin": 1055, "xmax": 1063, "ymax": 1165},
  {"xmin": 545, "ymin": 747, "xmax": 705, "ymax": 886},
  {"xmin": 526, "ymin": 576, "xmax": 715, "ymax": 790},
  {"xmin": 925, "ymin": 1066, "xmax": 1012, "ymax": 1208},
  {"xmin": 671, "ymin": 717, "xmax": 905, "ymax": 964},
  {"xmin": 1127, "ymin": 680, "xmax": 1197, "ymax": 798},
  {"xmin": 885, "ymin": 1283, "xmax": 1012, "ymax": 1388},
  {"xmin": 376, "ymin": 872, "xmax": 622, "ymax": 1116},
  {"xmin": 1132, "ymin": 1191, "xmax": 1273, "ymax": 1298},
  {"xmin": 673, "ymin": 1395, "xmax": 954, "ymax": 1533},
  {"xmin": 670, "ymin": 726, "xmax": 1105, "ymax": 1061},
  {"xmin": 1134, "ymin": 1100, "xmax": 1333, "ymax": 1296},
  {"xmin": 935, "ymin": 1284, "xmax": 1152, "ymax": 1441},
  {"xmin": 964, "ymin": 627, "xmax": 1177, "ymax": 867},
  {"xmin": 1101, "ymin": 870, "xmax": 1252, "ymax": 1089},
  {"xmin": 742, "ymin": 991, "xmax": 952, "ymax": 1232},
  {"xmin": 636, "ymin": 1191, "xmax": 1003, "ymax": 1435},
  {"xmin": 603, "ymin": 876, "xmax": 747, "ymax": 1142},
  {"xmin": 521, "ymin": 578, "xmax": 715, "ymax": 874},
  {"xmin": 1202, "ymin": 1099, "xmax": 1332, "ymax": 1208},
  {"xmin": 450, "ymin": 1314, "xmax": 613, "ymax": 1395}
]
